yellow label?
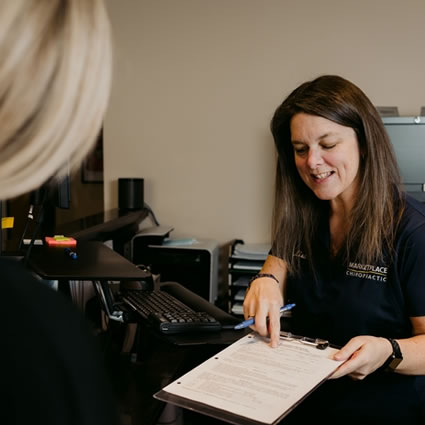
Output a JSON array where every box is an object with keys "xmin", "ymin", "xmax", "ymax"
[{"xmin": 1, "ymin": 217, "xmax": 14, "ymax": 229}]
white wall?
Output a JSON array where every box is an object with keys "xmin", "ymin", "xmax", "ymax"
[{"xmin": 104, "ymin": 0, "xmax": 425, "ymax": 244}]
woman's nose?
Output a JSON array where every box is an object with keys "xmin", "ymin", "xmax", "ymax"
[{"xmin": 306, "ymin": 148, "xmax": 323, "ymax": 168}]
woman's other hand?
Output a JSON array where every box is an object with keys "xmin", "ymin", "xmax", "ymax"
[{"xmin": 330, "ymin": 336, "xmax": 393, "ymax": 380}]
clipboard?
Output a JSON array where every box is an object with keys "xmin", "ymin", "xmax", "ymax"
[{"xmin": 154, "ymin": 332, "xmax": 343, "ymax": 425}]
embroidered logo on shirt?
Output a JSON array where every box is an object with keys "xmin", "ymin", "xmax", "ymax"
[{"xmin": 346, "ymin": 262, "xmax": 388, "ymax": 282}]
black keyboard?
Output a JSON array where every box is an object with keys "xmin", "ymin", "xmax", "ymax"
[{"xmin": 121, "ymin": 289, "xmax": 221, "ymax": 334}]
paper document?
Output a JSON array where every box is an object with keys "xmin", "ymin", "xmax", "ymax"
[
  {"xmin": 233, "ymin": 243, "xmax": 270, "ymax": 261},
  {"xmin": 231, "ymin": 302, "xmax": 243, "ymax": 316},
  {"xmin": 155, "ymin": 333, "xmax": 343, "ymax": 425},
  {"xmin": 233, "ymin": 260, "xmax": 263, "ymax": 271}
]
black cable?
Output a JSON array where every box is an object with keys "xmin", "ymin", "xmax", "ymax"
[
  {"xmin": 18, "ymin": 204, "xmax": 35, "ymax": 251},
  {"xmin": 19, "ymin": 183, "xmax": 50, "ymax": 252},
  {"xmin": 23, "ymin": 187, "xmax": 49, "ymax": 266},
  {"xmin": 143, "ymin": 201, "xmax": 160, "ymax": 226},
  {"xmin": 23, "ymin": 205, "xmax": 44, "ymax": 266}
]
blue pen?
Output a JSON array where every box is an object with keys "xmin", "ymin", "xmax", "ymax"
[{"xmin": 234, "ymin": 303, "xmax": 296, "ymax": 330}]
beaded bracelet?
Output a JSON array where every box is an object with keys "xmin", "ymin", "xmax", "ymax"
[{"xmin": 248, "ymin": 272, "xmax": 280, "ymax": 289}]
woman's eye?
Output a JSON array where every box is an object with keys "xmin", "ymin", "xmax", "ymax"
[
  {"xmin": 322, "ymin": 144, "xmax": 336, "ymax": 150},
  {"xmin": 294, "ymin": 147, "xmax": 307, "ymax": 155}
]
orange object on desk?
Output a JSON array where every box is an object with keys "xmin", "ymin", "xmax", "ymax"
[{"xmin": 45, "ymin": 235, "xmax": 77, "ymax": 247}]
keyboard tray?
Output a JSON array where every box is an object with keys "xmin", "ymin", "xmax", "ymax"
[
  {"xmin": 159, "ymin": 281, "xmax": 240, "ymax": 329},
  {"xmin": 121, "ymin": 289, "xmax": 221, "ymax": 334}
]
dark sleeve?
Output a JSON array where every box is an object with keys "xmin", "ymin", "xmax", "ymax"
[
  {"xmin": 0, "ymin": 259, "xmax": 119, "ymax": 425},
  {"xmin": 397, "ymin": 224, "xmax": 425, "ymax": 317}
]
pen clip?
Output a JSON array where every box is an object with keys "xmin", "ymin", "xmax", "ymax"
[{"xmin": 279, "ymin": 331, "xmax": 329, "ymax": 350}]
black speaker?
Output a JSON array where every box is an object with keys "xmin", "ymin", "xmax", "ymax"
[{"xmin": 118, "ymin": 178, "xmax": 144, "ymax": 210}]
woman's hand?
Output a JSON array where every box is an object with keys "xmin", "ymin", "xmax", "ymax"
[
  {"xmin": 330, "ymin": 336, "xmax": 393, "ymax": 380},
  {"xmin": 243, "ymin": 277, "xmax": 284, "ymax": 348}
]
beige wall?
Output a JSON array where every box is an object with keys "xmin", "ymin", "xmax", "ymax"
[{"xmin": 104, "ymin": 0, "xmax": 425, "ymax": 244}]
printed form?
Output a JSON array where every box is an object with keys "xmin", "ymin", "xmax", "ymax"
[{"xmin": 157, "ymin": 333, "xmax": 343, "ymax": 424}]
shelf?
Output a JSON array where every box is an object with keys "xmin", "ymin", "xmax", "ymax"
[{"xmin": 227, "ymin": 240, "xmax": 270, "ymax": 315}]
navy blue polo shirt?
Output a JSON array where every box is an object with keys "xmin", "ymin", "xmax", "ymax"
[
  {"xmin": 286, "ymin": 194, "xmax": 425, "ymax": 347},
  {"xmin": 280, "ymin": 194, "xmax": 425, "ymax": 424}
]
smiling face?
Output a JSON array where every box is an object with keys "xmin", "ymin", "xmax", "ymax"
[{"xmin": 290, "ymin": 113, "xmax": 361, "ymax": 207}]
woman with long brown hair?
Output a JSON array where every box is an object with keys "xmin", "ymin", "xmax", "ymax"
[{"xmin": 244, "ymin": 75, "xmax": 425, "ymax": 423}]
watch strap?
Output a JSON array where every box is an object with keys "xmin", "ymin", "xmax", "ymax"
[{"xmin": 382, "ymin": 338, "xmax": 403, "ymax": 372}]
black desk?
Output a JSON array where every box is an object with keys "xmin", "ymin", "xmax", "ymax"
[
  {"xmin": 27, "ymin": 241, "xmax": 151, "ymax": 322},
  {"xmin": 27, "ymin": 241, "xmax": 147, "ymax": 281}
]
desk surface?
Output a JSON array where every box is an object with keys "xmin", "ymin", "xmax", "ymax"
[{"xmin": 27, "ymin": 241, "xmax": 148, "ymax": 281}]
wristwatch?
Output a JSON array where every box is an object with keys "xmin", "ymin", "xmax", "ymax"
[{"xmin": 382, "ymin": 338, "xmax": 403, "ymax": 372}]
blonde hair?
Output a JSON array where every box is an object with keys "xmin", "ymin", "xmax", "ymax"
[{"xmin": 0, "ymin": 0, "xmax": 112, "ymax": 199}]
